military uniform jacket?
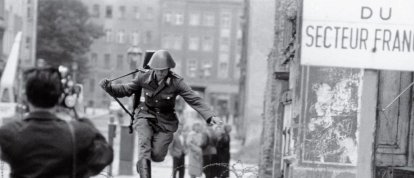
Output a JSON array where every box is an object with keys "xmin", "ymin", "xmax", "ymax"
[{"xmin": 106, "ymin": 70, "xmax": 215, "ymax": 132}]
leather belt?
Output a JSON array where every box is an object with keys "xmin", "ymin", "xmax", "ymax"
[{"xmin": 146, "ymin": 105, "xmax": 175, "ymax": 114}]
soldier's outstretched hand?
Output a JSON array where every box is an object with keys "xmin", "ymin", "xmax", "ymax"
[
  {"xmin": 208, "ymin": 116, "xmax": 223, "ymax": 126},
  {"xmin": 99, "ymin": 78, "xmax": 111, "ymax": 91}
]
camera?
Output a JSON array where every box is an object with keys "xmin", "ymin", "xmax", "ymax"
[{"xmin": 58, "ymin": 66, "xmax": 83, "ymax": 109}]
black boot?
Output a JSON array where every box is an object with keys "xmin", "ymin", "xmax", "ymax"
[{"xmin": 137, "ymin": 159, "xmax": 151, "ymax": 178}]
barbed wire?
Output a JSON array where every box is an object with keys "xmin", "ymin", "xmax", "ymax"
[
  {"xmin": 171, "ymin": 160, "xmax": 258, "ymax": 178},
  {"xmin": 0, "ymin": 159, "xmax": 257, "ymax": 178}
]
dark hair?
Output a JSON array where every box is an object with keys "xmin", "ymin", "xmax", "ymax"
[{"xmin": 24, "ymin": 67, "xmax": 62, "ymax": 108}]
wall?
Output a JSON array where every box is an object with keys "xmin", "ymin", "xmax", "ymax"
[
  {"xmin": 244, "ymin": 0, "xmax": 274, "ymax": 144},
  {"xmin": 266, "ymin": 0, "xmax": 364, "ymax": 177}
]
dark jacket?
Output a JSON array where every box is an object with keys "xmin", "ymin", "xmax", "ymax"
[
  {"xmin": 0, "ymin": 111, "xmax": 113, "ymax": 178},
  {"xmin": 106, "ymin": 70, "xmax": 215, "ymax": 132},
  {"xmin": 202, "ymin": 127, "xmax": 218, "ymax": 155}
]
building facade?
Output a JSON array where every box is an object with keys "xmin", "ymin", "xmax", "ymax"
[
  {"xmin": 260, "ymin": 0, "xmax": 414, "ymax": 178},
  {"xmin": 0, "ymin": 0, "xmax": 5, "ymax": 73},
  {"xmin": 80, "ymin": 0, "xmax": 161, "ymax": 108},
  {"xmin": 3, "ymin": 0, "xmax": 37, "ymax": 68},
  {"xmin": 159, "ymin": 0, "xmax": 243, "ymax": 122},
  {"xmin": 81, "ymin": 0, "xmax": 243, "ymax": 120},
  {"xmin": 0, "ymin": 0, "xmax": 37, "ymax": 72}
]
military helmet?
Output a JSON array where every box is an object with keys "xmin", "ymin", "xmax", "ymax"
[{"xmin": 147, "ymin": 50, "xmax": 176, "ymax": 70}]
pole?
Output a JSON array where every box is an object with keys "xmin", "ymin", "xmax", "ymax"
[
  {"xmin": 118, "ymin": 72, "xmax": 137, "ymax": 175},
  {"xmin": 107, "ymin": 114, "xmax": 117, "ymax": 176},
  {"xmin": 118, "ymin": 124, "xmax": 135, "ymax": 175},
  {"xmin": 356, "ymin": 69, "xmax": 378, "ymax": 178},
  {"xmin": 237, "ymin": 0, "xmax": 250, "ymax": 143}
]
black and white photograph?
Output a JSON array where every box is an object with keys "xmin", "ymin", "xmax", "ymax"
[{"xmin": 0, "ymin": 0, "xmax": 412, "ymax": 177}]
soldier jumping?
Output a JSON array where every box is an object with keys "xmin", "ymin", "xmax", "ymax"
[{"xmin": 100, "ymin": 50, "xmax": 222, "ymax": 178}]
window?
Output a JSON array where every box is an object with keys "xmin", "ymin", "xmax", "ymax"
[
  {"xmin": 104, "ymin": 54, "xmax": 110, "ymax": 69},
  {"xmin": 133, "ymin": 6, "xmax": 140, "ymax": 19},
  {"xmin": 164, "ymin": 12, "xmax": 173, "ymax": 24},
  {"xmin": 173, "ymin": 60, "xmax": 182, "ymax": 75},
  {"xmin": 145, "ymin": 31, "xmax": 152, "ymax": 44},
  {"xmin": 187, "ymin": 59, "xmax": 197, "ymax": 78},
  {"xmin": 25, "ymin": 37, "xmax": 31, "ymax": 49},
  {"xmin": 202, "ymin": 36, "xmax": 213, "ymax": 51},
  {"xmin": 234, "ymin": 54, "xmax": 241, "ymax": 79},
  {"xmin": 219, "ymin": 52, "xmax": 230, "ymax": 78},
  {"xmin": 105, "ymin": 29, "xmax": 112, "ymax": 42},
  {"xmin": 220, "ymin": 28, "xmax": 231, "ymax": 38},
  {"xmin": 218, "ymin": 61, "xmax": 229, "ymax": 78},
  {"xmin": 117, "ymin": 55, "xmax": 123, "ymax": 69},
  {"xmin": 92, "ymin": 4, "xmax": 100, "ymax": 18},
  {"xmin": 202, "ymin": 61, "xmax": 212, "ymax": 77},
  {"xmin": 220, "ymin": 37, "xmax": 230, "ymax": 52},
  {"xmin": 119, "ymin": 6, "xmax": 126, "ymax": 19},
  {"xmin": 27, "ymin": 6, "xmax": 32, "ymax": 20},
  {"xmin": 162, "ymin": 34, "xmax": 173, "ymax": 49},
  {"xmin": 189, "ymin": 12, "xmax": 200, "ymax": 26},
  {"xmin": 188, "ymin": 36, "xmax": 199, "ymax": 50},
  {"xmin": 173, "ymin": 35, "xmax": 183, "ymax": 50},
  {"xmin": 91, "ymin": 53, "xmax": 98, "ymax": 65},
  {"xmin": 89, "ymin": 79, "xmax": 95, "ymax": 92},
  {"xmin": 219, "ymin": 52, "xmax": 230, "ymax": 62},
  {"xmin": 203, "ymin": 12, "xmax": 215, "ymax": 26},
  {"xmin": 146, "ymin": 7, "xmax": 154, "ymax": 20},
  {"xmin": 132, "ymin": 31, "xmax": 140, "ymax": 45},
  {"xmin": 118, "ymin": 30, "xmax": 125, "ymax": 44},
  {"xmin": 237, "ymin": 28, "xmax": 242, "ymax": 39},
  {"xmin": 106, "ymin": 6, "xmax": 112, "ymax": 18},
  {"xmin": 221, "ymin": 11, "xmax": 231, "ymax": 29},
  {"xmin": 175, "ymin": 12, "xmax": 184, "ymax": 25}
]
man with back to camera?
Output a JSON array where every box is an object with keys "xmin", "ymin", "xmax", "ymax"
[
  {"xmin": 0, "ymin": 67, "xmax": 113, "ymax": 178},
  {"xmin": 100, "ymin": 49, "xmax": 222, "ymax": 178}
]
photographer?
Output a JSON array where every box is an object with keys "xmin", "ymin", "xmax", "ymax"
[{"xmin": 0, "ymin": 67, "xmax": 113, "ymax": 178}]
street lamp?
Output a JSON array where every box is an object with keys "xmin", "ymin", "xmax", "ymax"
[{"xmin": 127, "ymin": 45, "xmax": 143, "ymax": 72}]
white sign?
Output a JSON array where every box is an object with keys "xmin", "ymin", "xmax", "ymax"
[
  {"xmin": 301, "ymin": 0, "xmax": 414, "ymax": 71},
  {"xmin": 0, "ymin": 102, "xmax": 16, "ymax": 118}
]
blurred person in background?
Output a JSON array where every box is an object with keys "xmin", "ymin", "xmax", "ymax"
[
  {"xmin": 169, "ymin": 125, "xmax": 187, "ymax": 178},
  {"xmin": 100, "ymin": 50, "xmax": 222, "ymax": 178},
  {"xmin": 216, "ymin": 124, "xmax": 232, "ymax": 178},
  {"xmin": 0, "ymin": 67, "xmax": 113, "ymax": 178},
  {"xmin": 187, "ymin": 123, "xmax": 204, "ymax": 178},
  {"xmin": 202, "ymin": 125, "xmax": 218, "ymax": 178}
]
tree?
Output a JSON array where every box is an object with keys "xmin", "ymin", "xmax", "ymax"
[{"xmin": 36, "ymin": 0, "xmax": 103, "ymax": 82}]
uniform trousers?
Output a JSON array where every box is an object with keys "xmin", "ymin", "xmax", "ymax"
[{"xmin": 135, "ymin": 118, "xmax": 174, "ymax": 162}]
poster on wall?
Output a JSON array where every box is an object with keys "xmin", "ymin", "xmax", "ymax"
[
  {"xmin": 302, "ymin": 67, "xmax": 360, "ymax": 166},
  {"xmin": 301, "ymin": 0, "xmax": 414, "ymax": 71}
]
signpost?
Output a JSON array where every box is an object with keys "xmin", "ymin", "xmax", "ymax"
[{"xmin": 301, "ymin": 0, "xmax": 414, "ymax": 71}]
